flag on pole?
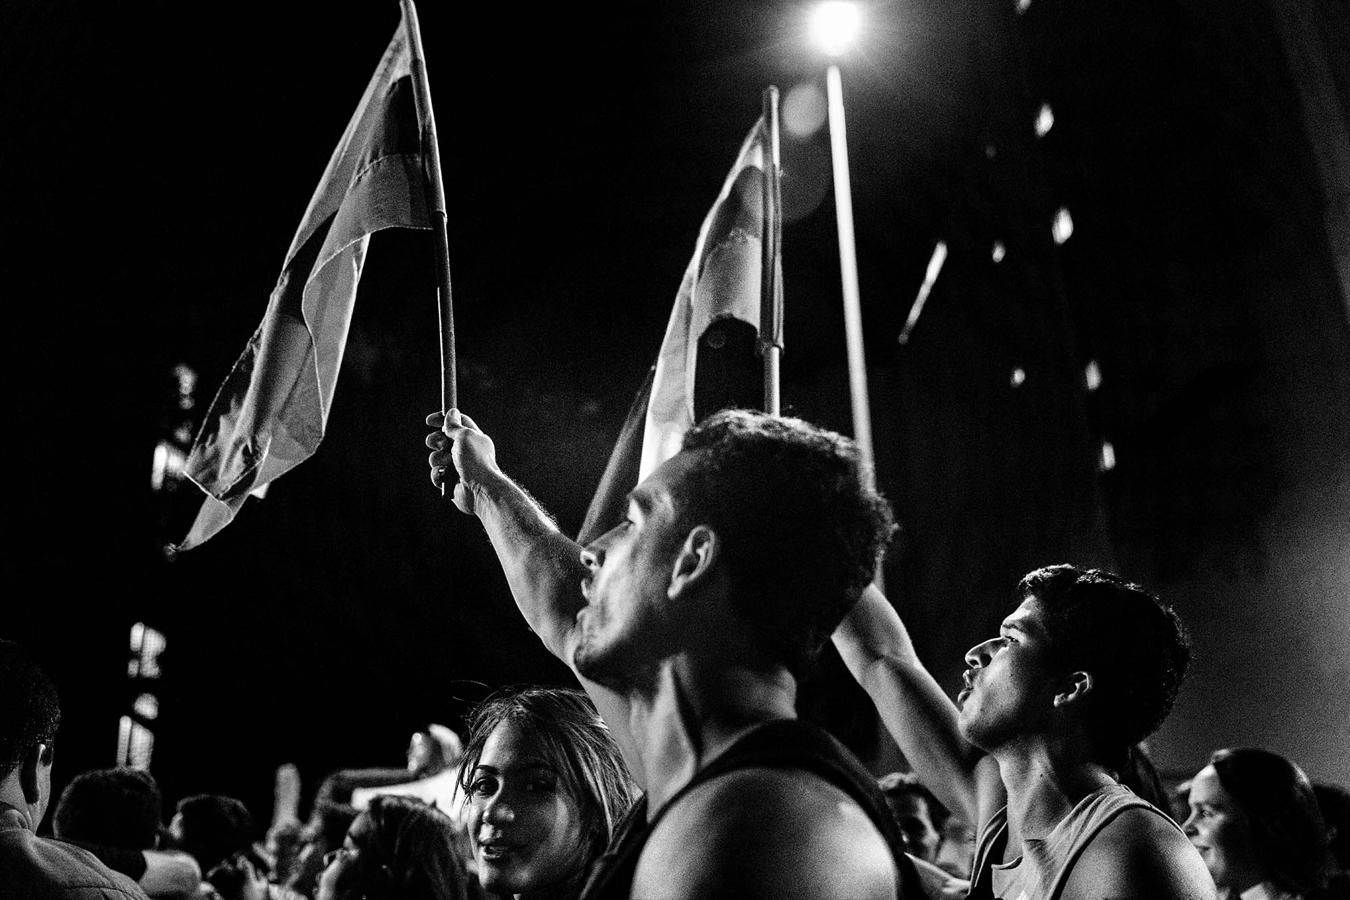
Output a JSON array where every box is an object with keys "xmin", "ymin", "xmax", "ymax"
[
  {"xmin": 578, "ymin": 119, "xmax": 773, "ymax": 544},
  {"xmin": 176, "ymin": 12, "xmax": 432, "ymax": 550}
]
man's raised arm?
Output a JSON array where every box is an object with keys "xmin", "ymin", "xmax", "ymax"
[
  {"xmin": 832, "ymin": 584, "xmax": 1003, "ymax": 829},
  {"xmin": 425, "ymin": 410, "xmax": 643, "ymax": 783}
]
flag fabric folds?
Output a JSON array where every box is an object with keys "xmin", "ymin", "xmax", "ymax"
[
  {"xmin": 177, "ymin": 15, "xmax": 431, "ymax": 550},
  {"xmin": 578, "ymin": 120, "xmax": 770, "ymax": 544}
]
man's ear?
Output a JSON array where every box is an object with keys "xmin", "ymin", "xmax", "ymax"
[
  {"xmin": 668, "ymin": 525, "xmax": 718, "ymax": 599},
  {"xmin": 19, "ymin": 743, "xmax": 51, "ymax": 805},
  {"xmin": 1053, "ymin": 671, "xmax": 1093, "ymax": 709}
]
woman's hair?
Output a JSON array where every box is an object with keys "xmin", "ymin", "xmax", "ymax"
[
  {"xmin": 1210, "ymin": 747, "xmax": 1330, "ymax": 896},
  {"xmin": 348, "ymin": 795, "xmax": 470, "ymax": 900},
  {"xmin": 458, "ymin": 686, "xmax": 637, "ymax": 883}
]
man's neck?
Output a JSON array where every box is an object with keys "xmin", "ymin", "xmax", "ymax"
[
  {"xmin": 993, "ymin": 739, "xmax": 1116, "ymax": 841},
  {"xmin": 0, "ymin": 779, "xmax": 35, "ymax": 832},
  {"xmin": 626, "ymin": 654, "xmax": 798, "ymax": 813}
]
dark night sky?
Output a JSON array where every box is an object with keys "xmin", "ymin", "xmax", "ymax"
[{"xmin": 5, "ymin": 0, "xmax": 1348, "ymax": 825}]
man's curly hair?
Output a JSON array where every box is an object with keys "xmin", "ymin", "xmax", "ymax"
[
  {"xmin": 1017, "ymin": 565, "xmax": 1191, "ymax": 769},
  {"xmin": 678, "ymin": 410, "xmax": 896, "ymax": 678}
]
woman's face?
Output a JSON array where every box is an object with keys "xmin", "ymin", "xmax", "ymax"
[
  {"xmin": 466, "ymin": 719, "xmax": 587, "ymax": 896},
  {"xmin": 1183, "ymin": 764, "xmax": 1264, "ymax": 892},
  {"xmin": 315, "ymin": 815, "xmax": 374, "ymax": 900}
]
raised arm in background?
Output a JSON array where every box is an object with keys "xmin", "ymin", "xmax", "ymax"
[
  {"xmin": 425, "ymin": 410, "xmax": 644, "ymax": 786},
  {"xmin": 832, "ymin": 583, "xmax": 1004, "ymax": 832}
]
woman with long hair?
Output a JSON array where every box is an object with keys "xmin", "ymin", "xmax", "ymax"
[
  {"xmin": 1183, "ymin": 747, "xmax": 1331, "ymax": 900},
  {"xmin": 458, "ymin": 687, "xmax": 636, "ymax": 899},
  {"xmin": 315, "ymin": 794, "xmax": 472, "ymax": 900}
]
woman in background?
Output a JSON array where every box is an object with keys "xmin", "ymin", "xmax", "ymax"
[
  {"xmin": 1183, "ymin": 746, "xmax": 1330, "ymax": 900},
  {"xmin": 315, "ymin": 794, "xmax": 472, "ymax": 900},
  {"xmin": 459, "ymin": 687, "xmax": 636, "ymax": 899}
]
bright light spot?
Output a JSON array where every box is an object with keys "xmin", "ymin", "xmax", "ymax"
[
  {"xmin": 985, "ymin": 143, "xmax": 997, "ymax": 159},
  {"xmin": 1011, "ymin": 367, "xmax": 1027, "ymax": 387},
  {"xmin": 133, "ymin": 693, "xmax": 159, "ymax": 721},
  {"xmin": 784, "ymin": 81, "xmax": 828, "ymax": 137},
  {"xmin": 150, "ymin": 440, "xmax": 186, "ymax": 491},
  {"xmin": 1085, "ymin": 359, "xmax": 1102, "ymax": 391},
  {"xmin": 809, "ymin": 1, "xmax": 862, "ymax": 56},
  {"xmin": 174, "ymin": 363, "xmax": 197, "ymax": 410},
  {"xmin": 1015, "ymin": 0, "xmax": 1032, "ymax": 13},
  {"xmin": 1099, "ymin": 441, "xmax": 1116, "ymax": 472},
  {"xmin": 1052, "ymin": 207, "xmax": 1074, "ymax": 244},
  {"xmin": 129, "ymin": 623, "xmax": 166, "ymax": 680},
  {"xmin": 1035, "ymin": 103, "xmax": 1055, "ymax": 137},
  {"xmin": 992, "ymin": 241, "xmax": 1007, "ymax": 263}
]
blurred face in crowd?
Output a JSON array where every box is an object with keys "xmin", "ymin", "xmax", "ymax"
[
  {"xmin": 315, "ymin": 814, "xmax": 374, "ymax": 900},
  {"xmin": 887, "ymin": 793, "xmax": 942, "ymax": 862},
  {"xmin": 466, "ymin": 718, "xmax": 586, "ymax": 896},
  {"xmin": 1183, "ymin": 764, "xmax": 1263, "ymax": 893}
]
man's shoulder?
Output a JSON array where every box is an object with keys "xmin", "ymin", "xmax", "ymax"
[
  {"xmin": 632, "ymin": 767, "xmax": 899, "ymax": 899},
  {"xmin": 1063, "ymin": 806, "xmax": 1216, "ymax": 900},
  {"xmin": 0, "ymin": 828, "xmax": 149, "ymax": 900}
]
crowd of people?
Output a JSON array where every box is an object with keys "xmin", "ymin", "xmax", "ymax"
[{"xmin": 3, "ymin": 408, "xmax": 1346, "ymax": 899}]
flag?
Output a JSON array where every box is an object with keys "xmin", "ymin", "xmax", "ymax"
[
  {"xmin": 176, "ymin": 13, "xmax": 432, "ymax": 550},
  {"xmin": 579, "ymin": 120, "xmax": 772, "ymax": 544}
]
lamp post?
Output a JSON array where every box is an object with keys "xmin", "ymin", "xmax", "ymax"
[{"xmin": 810, "ymin": 2, "xmax": 878, "ymax": 490}]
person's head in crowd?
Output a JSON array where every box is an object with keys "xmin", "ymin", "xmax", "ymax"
[
  {"xmin": 406, "ymin": 724, "xmax": 463, "ymax": 778},
  {"xmin": 169, "ymin": 793, "xmax": 255, "ymax": 874},
  {"xmin": 576, "ymin": 409, "xmax": 894, "ymax": 689},
  {"xmin": 876, "ymin": 771, "xmax": 947, "ymax": 863},
  {"xmin": 52, "ymin": 766, "xmax": 163, "ymax": 850},
  {"xmin": 315, "ymin": 795, "xmax": 469, "ymax": 900},
  {"xmin": 0, "ymin": 640, "xmax": 61, "ymax": 829},
  {"xmin": 459, "ymin": 686, "xmax": 636, "ymax": 898},
  {"xmin": 959, "ymin": 565, "xmax": 1191, "ymax": 772},
  {"xmin": 1183, "ymin": 747, "xmax": 1330, "ymax": 897},
  {"xmin": 288, "ymin": 800, "xmax": 359, "ymax": 899},
  {"xmin": 1315, "ymin": 782, "xmax": 1350, "ymax": 873}
]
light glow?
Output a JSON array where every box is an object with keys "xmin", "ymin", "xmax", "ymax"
[
  {"xmin": 1052, "ymin": 207, "xmax": 1074, "ymax": 244},
  {"xmin": 1099, "ymin": 441, "xmax": 1117, "ymax": 472},
  {"xmin": 1011, "ymin": 367, "xmax": 1027, "ymax": 387},
  {"xmin": 992, "ymin": 241, "xmax": 1007, "ymax": 263},
  {"xmin": 784, "ymin": 81, "xmax": 828, "ymax": 137},
  {"xmin": 1085, "ymin": 359, "xmax": 1102, "ymax": 391},
  {"xmin": 1035, "ymin": 103, "xmax": 1055, "ymax": 137},
  {"xmin": 809, "ymin": 2, "xmax": 863, "ymax": 57}
]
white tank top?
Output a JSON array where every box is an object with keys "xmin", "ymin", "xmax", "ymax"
[{"xmin": 987, "ymin": 783, "xmax": 1181, "ymax": 900}]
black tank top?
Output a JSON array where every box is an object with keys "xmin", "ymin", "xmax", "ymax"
[{"xmin": 578, "ymin": 718, "xmax": 922, "ymax": 899}]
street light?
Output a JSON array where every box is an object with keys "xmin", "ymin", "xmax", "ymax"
[{"xmin": 809, "ymin": 2, "xmax": 878, "ymax": 492}]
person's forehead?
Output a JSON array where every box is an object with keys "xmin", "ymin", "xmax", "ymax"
[
  {"xmin": 632, "ymin": 450, "xmax": 702, "ymax": 510},
  {"xmin": 1002, "ymin": 597, "xmax": 1046, "ymax": 632},
  {"xmin": 478, "ymin": 718, "xmax": 550, "ymax": 771},
  {"xmin": 1188, "ymin": 765, "xmax": 1226, "ymax": 802}
]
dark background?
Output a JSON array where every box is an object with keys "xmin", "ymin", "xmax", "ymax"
[{"xmin": 4, "ymin": 0, "xmax": 1348, "ymax": 829}]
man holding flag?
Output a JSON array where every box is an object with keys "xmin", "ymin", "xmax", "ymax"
[{"xmin": 424, "ymin": 117, "xmax": 920, "ymax": 897}]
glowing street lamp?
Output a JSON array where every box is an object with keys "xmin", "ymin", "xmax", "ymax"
[{"xmin": 810, "ymin": 2, "xmax": 878, "ymax": 490}]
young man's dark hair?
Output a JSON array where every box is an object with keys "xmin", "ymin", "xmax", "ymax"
[
  {"xmin": 1016, "ymin": 565, "xmax": 1191, "ymax": 768},
  {"xmin": 0, "ymin": 640, "xmax": 61, "ymax": 779},
  {"xmin": 171, "ymin": 794, "xmax": 254, "ymax": 873},
  {"xmin": 679, "ymin": 409, "xmax": 896, "ymax": 677},
  {"xmin": 54, "ymin": 767, "xmax": 163, "ymax": 851}
]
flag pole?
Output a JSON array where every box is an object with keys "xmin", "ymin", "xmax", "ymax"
[
  {"xmin": 759, "ymin": 86, "xmax": 785, "ymax": 416},
  {"xmin": 400, "ymin": 0, "xmax": 456, "ymax": 416}
]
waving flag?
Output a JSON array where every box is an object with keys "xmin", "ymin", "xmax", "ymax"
[
  {"xmin": 579, "ymin": 119, "xmax": 774, "ymax": 543},
  {"xmin": 177, "ymin": 12, "xmax": 433, "ymax": 550}
]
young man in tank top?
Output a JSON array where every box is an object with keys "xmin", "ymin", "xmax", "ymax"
[
  {"xmin": 427, "ymin": 408, "xmax": 920, "ymax": 898},
  {"xmin": 832, "ymin": 566, "xmax": 1217, "ymax": 899}
]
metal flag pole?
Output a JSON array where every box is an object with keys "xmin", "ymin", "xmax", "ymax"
[
  {"xmin": 759, "ymin": 86, "xmax": 785, "ymax": 416},
  {"xmin": 825, "ymin": 62, "xmax": 877, "ymax": 486},
  {"xmin": 401, "ymin": 0, "xmax": 456, "ymax": 415}
]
